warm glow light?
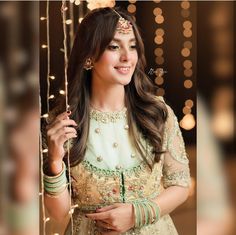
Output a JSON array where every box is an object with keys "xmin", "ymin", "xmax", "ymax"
[
  {"xmin": 59, "ymin": 90, "xmax": 65, "ymax": 95},
  {"xmin": 40, "ymin": 16, "xmax": 46, "ymax": 21},
  {"xmin": 184, "ymin": 79, "xmax": 193, "ymax": 89},
  {"xmin": 41, "ymin": 44, "xmax": 47, "ymax": 49},
  {"xmin": 183, "ymin": 20, "xmax": 192, "ymax": 29},
  {"xmin": 155, "ymin": 28, "xmax": 165, "ymax": 36},
  {"xmin": 184, "ymin": 69, "xmax": 193, "ymax": 77},
  {"xmin": 212, "ymin": 110, "xmax": 234, "ymax": 140},
  {"xmin": 181, "ymin": 9, "xmax": 190, "ymax": 18},
  {"xmin": 153, "ymin": 7, "xmax": 162, "ymax": 16},
  {"xmin": 183, "ymin": 60, "xmax": 192, "ymax": 69},
  {"xmin": 180, "ymin": 114, "xmax": 195, "ymax": 130},
  {"xmin": 156, "ymin": 88, "xmax": 165, "ymax": 96},
  {"xmin": 127, "ymin": 4, "xmax": 136, "ymax": 13},
  {"xmin": 155, "ymin": 57, "xmax": 164, "ymax": 65},
  {"xmin": 154, "ymin": 35, "xmax": 163, "ymax": 45},
  {"xmin": 183, "ymin": 41, "xmax": 192, "ymax": 49},
  {"xmin": 154, "ymin": 48, "xmax": 163, "ymax": 56},
  {"xmin": 181, "ymin": 48, "xmax": 190, "ymax": 57},
  {"xmin": 75, "ymin": 0, "xmax": 80, "ymax": 5},
  {"xmin": 65, "ymin": 19, "xmax": 73, "ymax": 25},
  {"xmin": 42, "ymin": 149, "xmax": 48, "ymax": 153},
  {"xmin": 181, "ymin": 1, "xmax": 190, "ymax": 10},
  {"xmin": 183, "ymin": 106, "xmax": 191, "ymax": 114},
  {"xmin": 42, "ymin": 113, "xmax": 49, "ymax": 118},
  {"xmin": 49, "ymin": 95, "xmax": 55, "ymax": 99},
  {"xmin": 155, "ymin": 15, "xmax": 164, "ymax": 24},
  {"xmin": 155, "ymin": 76, "xmax": 164, "ymax": 85},
  {"xmin": 78, "ymin": 17, "xmax": 83, "ymax": 23},
  {"xmin": 49, "ymin": 75, "xmax": 55, "ymax": 80},
  {"xmin": 185, "ymin": 99, "xmax": 194, "ymax": 108},
  {"xmin": 183, "ymin": 29, "xmax": 192, "ymax": 38}
]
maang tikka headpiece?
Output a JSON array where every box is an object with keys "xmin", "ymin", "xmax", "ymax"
[{"xmin": 112, "ymin": 9, "xmax": 133, "ymax": 34}]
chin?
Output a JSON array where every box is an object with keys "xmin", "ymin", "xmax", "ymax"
[{"xmin": 119, "ymin": 76, "xmax": 132, "ymax": 86}]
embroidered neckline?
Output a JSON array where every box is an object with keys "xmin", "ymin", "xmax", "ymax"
[{"xmin": 89, "ymin": 107, "xmax": 127, "ymax": 123}]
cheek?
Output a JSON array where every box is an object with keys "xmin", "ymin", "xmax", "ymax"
[
  {"xmin": 132, "ymin": 52, "xmax": 138, "ymax": 65},
  {"xmin": 99, "ymin": 52, "xmax": 117, "ymax": 66}
]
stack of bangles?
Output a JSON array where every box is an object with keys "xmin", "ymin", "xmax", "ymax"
[
  {"xmin": 132, "ymin": 199, "xmax": 161, "ymax": 228},
  {"xmin": 43, "ymin": 161, "xmax": 68, "ymax": 197}
]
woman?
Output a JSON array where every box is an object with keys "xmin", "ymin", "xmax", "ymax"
[{"xmin": 43, "ymin": 7, "xmax": 191, "ymax": 235}]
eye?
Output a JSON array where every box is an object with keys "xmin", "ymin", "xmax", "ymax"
[
  {"xmin": 130, "ymin": 45, "xmax": 137, "ymax": 49},
  {"xmin": 107, "ymin": 45, "xmax": 120, "ymax": 50}
]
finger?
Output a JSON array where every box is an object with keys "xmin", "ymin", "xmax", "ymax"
[
  {"xmin": 86, "ymin": 211, "xmax": 110, "ymax": 220},
  {"xmin": 58, "ymin": 132, "xmax": 77, "ymax": 144},
  {"xmin": 55, "ymin": 127, "xmax": 77, "ymax": 136},
  {"xmin": 55, "ymin": 111, "xmax": 71, "ymax": 121},
  {"xmin": 96, "ymin": 204, "xmax": 117, "ymax": 212},
  {"xmin": 96, "ymin": 221, "xmax": 116, "ymax": 231},
  {"xmin": 47, "ymin": 119, "xmax": 77, "ymax": 135},
  {"xmin": 52, "ymin": 127, "xmax": 77, "ymax": 142}
]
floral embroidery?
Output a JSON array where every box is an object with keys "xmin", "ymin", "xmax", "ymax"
[
  {"xmin": 163, "ymin": 170, "xmax": 191, "ymax": 188},
  {"xmin": 90, "ymin": 107, "xmax": 127, "ymax": 123}
]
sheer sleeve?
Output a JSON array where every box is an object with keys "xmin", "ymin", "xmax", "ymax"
[{"xmin": 162, "ymin": 104, "xmax": 191, "ymax": 188}]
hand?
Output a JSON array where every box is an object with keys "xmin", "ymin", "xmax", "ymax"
[
  {"xmin": 46, "ymin": 111, "xmax": 77, "ymax": 174},
  {"xmin": 86, "ymin": 203, "xmax": 135, "ymax": 234}
]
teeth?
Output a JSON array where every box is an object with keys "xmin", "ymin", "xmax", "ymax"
[{"xmin": 116, "ymin": 67, "xmax": 130, "ymax": 72}]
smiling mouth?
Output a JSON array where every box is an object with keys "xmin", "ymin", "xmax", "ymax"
[{"xmin": 114, "ymin": 66, "xmax": 131, "ymax": 74}]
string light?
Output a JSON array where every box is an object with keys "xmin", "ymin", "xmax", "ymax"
[
  {"xmin": 42, "ymin": 149, "xmax": 48, "ymax": 153},
  {"xmin": 180, "ymin": 0, "xmax": 195, "ymax": 130},
  {"xmin": 65, "ymin": 19, "xmax": 72, "ymax": 25},
  {"xmin": 49, "ymin": 75, "xmax": 55, "ymax": 80},
  {"xmin": 40, "ymin": 17, "xmax": 47, "ymax": 21},
  {"xmin": 59, "ymin": 89, "xmax": 65, "ymax": 95},
  {"xmin": 78, "ymin": 17, "xmax": 83, "ymax": 23},
  {"xmin": 41, "ymin": 113, "xmax": 49, "ymax": 118},
  {"xmin": 61, "ymin": 0, "xmax": 74, "ymax": 232},
  {"xmin": 44, "ymin": 217, "xmax": 50, "ymax": 222},
  {"xmin": 41, "ymin": 44, "xmax": 48, "ymax": 49},
  {"xmin": 49, "ymin": 95, "xmax": 55, "ymax": 99}
]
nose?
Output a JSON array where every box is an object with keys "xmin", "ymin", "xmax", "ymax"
[{"xmin": 120, "ymin": 47, "xmax": 131, "ymax": 62}]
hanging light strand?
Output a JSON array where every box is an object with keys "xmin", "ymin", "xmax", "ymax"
[
  {"xmin": 61, "ymin": 1, "xmax": 74, "ymax": 233},
  {"xmin": 46, "ymin": 0, "xmax": 51, "ymax": 114}
]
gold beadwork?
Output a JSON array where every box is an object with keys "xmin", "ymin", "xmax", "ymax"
[
  {"xmin": 96, "ymin": 156, "xmax": 103, "ymax": 162},
  {"xmin": 113, "ymin": 142, "xmax": 118, "ymax": 148},
  {"xmin": 115, "ymin": 165, "xmax": 122, "ymax": 170},
  {"xmin": 112, "ymin": 9, "xmax": 133, "ymax": 34},
  {"xmin": 131, "ymin": 153, "xmax": 136, "ymax": 158},
  {"xmin": 90, "ymin": 108, "xmax": 127, "ymax": 123},
  {"xmin": 95, "ymin": 128, "xmax": 101, "ymax": 134}
]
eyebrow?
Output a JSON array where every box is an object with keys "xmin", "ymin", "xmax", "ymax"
[{"xmin": 112, "ymin": 38, "xmax": 136, "ymax": 43}]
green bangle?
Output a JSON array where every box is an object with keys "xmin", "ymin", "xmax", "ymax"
[
  {"xmin": 142, "ymin": 202, "xmax": 149, "ymax": 226},
  {"xmin": 43, "ymin": 161, "xmax": 68, "ymax": 196},
  {"xmin": 149, "ymin": 201, "xmax": 160, "ymax": 222}
]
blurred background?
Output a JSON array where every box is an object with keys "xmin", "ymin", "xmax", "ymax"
[{"xmin": 0, "ymin": 1, "xmax": 235, "ymax": 235}]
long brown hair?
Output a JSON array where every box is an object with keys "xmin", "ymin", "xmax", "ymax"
[{"xmin": 55, "ymin": 7, "xmax": 168, "ymax": 169}]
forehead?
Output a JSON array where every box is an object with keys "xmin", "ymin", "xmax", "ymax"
[{"xmin": 112, "ymin": 29, "xmax": 136, "ymax": 42}]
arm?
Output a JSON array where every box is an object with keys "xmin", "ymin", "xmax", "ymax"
[
  {"xmin": 155, "ymin": 102, "xmax": 191, "ymax": 216},
  {"xmin": 42, "ymin": 111, "xmax": 77, "ymax": 222}
]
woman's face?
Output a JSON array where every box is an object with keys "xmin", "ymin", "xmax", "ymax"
[{"xmin": 92, "ymin": 29, "xmax": 138, "ymax": 87}]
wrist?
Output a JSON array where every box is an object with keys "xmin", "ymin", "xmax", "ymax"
[{"xmin": 48, "ymin": 160, "xmax": 64, "ymax": 176}]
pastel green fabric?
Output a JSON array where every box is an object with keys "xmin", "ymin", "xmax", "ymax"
[{"xmin": 65, "ymin": 96, "xmax": 190, "ymax": 235}]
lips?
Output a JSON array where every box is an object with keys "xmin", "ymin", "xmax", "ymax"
[{"xmin": 114, "ymin": 66, "xmax": 131, "ymax": 74}]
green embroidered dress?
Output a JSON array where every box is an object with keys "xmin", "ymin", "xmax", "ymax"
[{"xmin": 66, "ymin": 97, "xmax": 191, "ymax": 235}]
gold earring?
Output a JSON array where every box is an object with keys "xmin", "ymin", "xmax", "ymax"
[{"xmin": 84, "ymin": 58, "xmax": 93, "ymax": 70}]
